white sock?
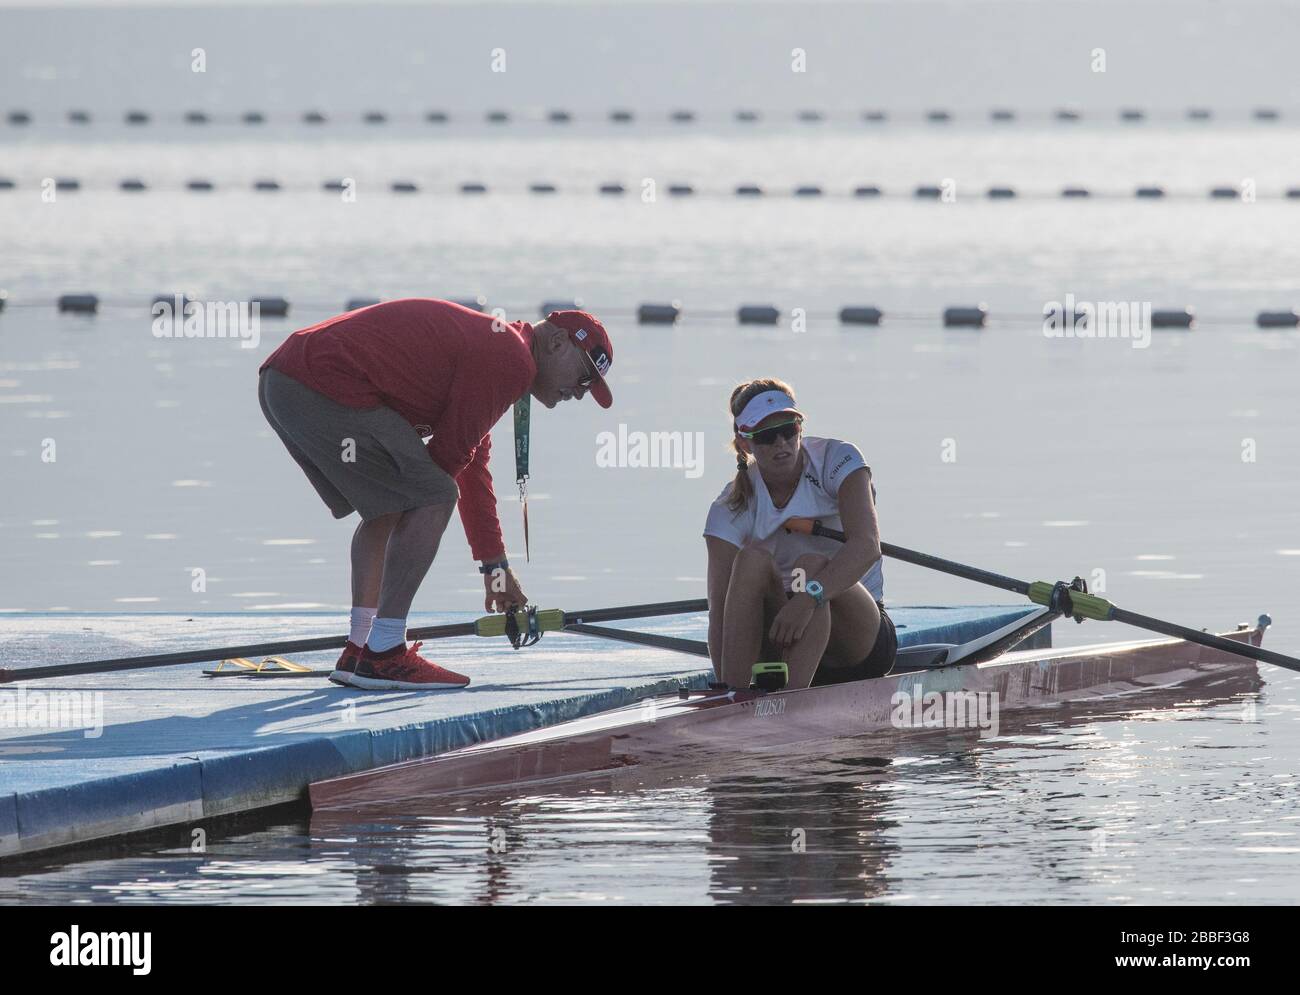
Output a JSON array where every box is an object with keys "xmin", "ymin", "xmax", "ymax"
[
  {"xmin": 349, "ymin": 606, "xmax": 377, "ymax": 647},
  {"xmin": 366, "ymin": 616, "xmax": 407, "ymax": 653}
]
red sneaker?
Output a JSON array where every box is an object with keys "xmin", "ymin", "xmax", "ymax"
[
  {"xmin": 328, "ymin": 640, "xmax": 365, "ymax": 687},
  {"xmin": 350, "ymin": 641, "xmax": 471, "ymax": 691}
]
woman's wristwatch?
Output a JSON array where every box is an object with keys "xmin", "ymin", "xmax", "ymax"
[
  {"xmin": 804, "ymin": 580, "xmax": 825, "ymax": 607},
  {"xmin": 478, "ymin": 558, "xmax": 510, "ymax": 575}
]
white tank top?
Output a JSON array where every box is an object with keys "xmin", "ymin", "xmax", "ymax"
[{"xmin": 703, "ymin": 436, "xmax": 883, "ymax": 599}]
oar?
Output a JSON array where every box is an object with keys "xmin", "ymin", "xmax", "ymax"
[
  {"xmin": 783, "ymin": 517, "xmax": 1297, "ymax": 673},
  {"xmin": 0, "ymin": 598, "xmax": 709, "ymax": 683},
  {"xmin": 565, "ymin": 622, "xmax": 710, "ymax": 658}
]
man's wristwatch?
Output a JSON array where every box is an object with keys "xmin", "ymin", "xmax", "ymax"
[
  {"xmin": 478, "ymin": 559, "xmax": 510, "ymax": 575},
  {"xmin": 804, "ymin": 580, "xmax": 825, "ymax": 607}
]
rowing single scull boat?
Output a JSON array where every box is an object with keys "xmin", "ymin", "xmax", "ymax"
[{"xmin": 309, "ymin": 609, "xmax": 1270, "ymax": 810}]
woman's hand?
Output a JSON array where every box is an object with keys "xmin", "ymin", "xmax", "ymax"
[
  {"xmin": 769, "ymin": 593, "xmax": 817, "ymax": 648},
  {"xmin": 483, "ymin": 566, "xmax": 528, "ymax": 612}
]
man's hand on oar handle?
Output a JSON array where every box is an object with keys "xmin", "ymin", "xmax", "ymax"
[{"xmin": 482, "ymin": 561, "xmax": 528, "ymax": 613}]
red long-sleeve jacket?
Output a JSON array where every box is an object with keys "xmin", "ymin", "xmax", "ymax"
[{"xmin": 260, "ymin": 298, "xmax": 535, "ymax": 560}]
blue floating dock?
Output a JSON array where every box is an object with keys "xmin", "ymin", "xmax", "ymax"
[{"xmin": 0, "ymin": 605, "xmax": 1044, "ymax": 858}]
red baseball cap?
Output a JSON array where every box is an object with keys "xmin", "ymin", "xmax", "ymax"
[{"xmin": 546, "ymin": 309, "xmax": 613, "ymax": 408}]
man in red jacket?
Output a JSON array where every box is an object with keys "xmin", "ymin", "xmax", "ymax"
[{"xmin": 257, "ymin": 299, "xmax": 614, "ymax": 691}]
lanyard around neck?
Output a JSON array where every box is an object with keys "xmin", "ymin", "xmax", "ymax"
[{"xmin": 513, "ymin": 394, "xmax": 530, "ymax": 561}]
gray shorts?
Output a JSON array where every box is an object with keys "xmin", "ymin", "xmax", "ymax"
[{"xmin": 258, "ymin": 368, "xmax": 459, "ymax": 521}]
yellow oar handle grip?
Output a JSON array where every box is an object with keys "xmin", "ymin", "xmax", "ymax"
[
  {"xmin": 474, "ymin": 608, "xmax": 565, "ymax": 638},
  {"xmin": 1027, "ymin": 582, "xmax": 1115, "ymax": 621}
]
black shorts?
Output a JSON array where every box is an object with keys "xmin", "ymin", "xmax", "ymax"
[{"xmin": 810, "ymin": 605, "xmax": 897, "ymax": 687}]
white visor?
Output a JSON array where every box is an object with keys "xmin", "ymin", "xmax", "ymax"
[{"xmin": 735, "ymin": 390, "xmax": 803, "ymax": 432}]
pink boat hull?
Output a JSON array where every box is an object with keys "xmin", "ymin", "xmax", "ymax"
[{"xmin": 310, "ymin": 626, "xmax": 1263, "ymax": 810}]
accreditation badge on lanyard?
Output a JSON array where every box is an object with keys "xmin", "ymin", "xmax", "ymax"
[{"xmin": 513, "ymin": 394, "xmax": 530, "ymax": 561}]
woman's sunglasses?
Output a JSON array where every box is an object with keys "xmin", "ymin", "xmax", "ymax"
[{"xmin": 737, "ymin": 418, "xmax": 802, "ymax": 446}]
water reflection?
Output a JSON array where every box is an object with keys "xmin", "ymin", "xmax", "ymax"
[{"xmin": 3, "ymin": 671, "xmax": 1290, "ymax": 905}]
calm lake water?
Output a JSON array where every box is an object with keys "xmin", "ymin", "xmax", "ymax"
[{"xmin": 2, "ymin": 0, "xmax": 1298, "ymax": 903}]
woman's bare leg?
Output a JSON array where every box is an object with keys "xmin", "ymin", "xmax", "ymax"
[
  {"xmin": 780, "ymin": 554, "xmax": 834, "ymax": 689},
  {"xmin": 719, "ymin": 546, "xmax": 786, "ymax": 687}
]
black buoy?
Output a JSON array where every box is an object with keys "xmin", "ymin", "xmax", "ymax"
[
  {"xmin": 120, "ymin": 178, "xmax": 147, "ymax": 191},
  {"xmin": 345, "ymin": 298, "xmax": 381, "ymax": 311},
  {"xmin": 738, "ymin": 305, "xmax": 780, "ymax": 325},
  {"xmin": 1151, "ymin": 308, "xmax": 1194, "ymax": 328},
  {"xmin": 943, "ymin": 305, "xmax": 987, "ymax": 328},
  {"xmin": 540, "ymin": 300, "xmax": 581, "ymax": 316},
  {"xmin": 735, "ymin": 184, "xmax": 763, "ymax": 196},
  {"xmin": 1257, "ymin": 310, "xmax": 1299, "ymax": 328},
  {"xmin": 637, "ymin": 302, "xmax": 681, "ymax": 324},
  {"xmin": 460, "ymin": 182, "xmax": 487, "ymax": 194},
  {"xmin": 840, "ymin": 306, "xmax": 883, "ymax": 325},
  {"xmin": 598, "ymin": 183, "xmax": 626, "ymax": 195},
  {"xmin": 252, "ymin": 296, "xmax": 290, "ymax": 317},
  {"xmin": 58, "ymin": 294, "xmax": 99, "ymax": 314},
  {"xmin": 854, "ymin": 185, "xmax": 882, "ymax": 197}
]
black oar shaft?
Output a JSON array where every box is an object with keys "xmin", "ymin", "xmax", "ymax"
[
  {"xmin": 881, "ymin": 541, "xmax": 1031, "ymax": 598},
  {"xmin": 0, "ymin": 599, "xmax": 712, "ymax": 683},
  {"xmin": 565, "ymin": 622, "xmax": 710, "ymax": 658},
  {"xmin": 1110, "ymin": 607, "xmax": 1290, "ymax": 669},
  {"xmin": 805, "ymin": 520, "xmax": 1031, "ymax": 596},
  {"xmin": 798, "ymin": 518, "xmax": 1298, "ymax": 675},
  {"xmin": 563, "ymin": 599, "xmax": 708, "ymax": 626},
  {"xmin": 0, "ymin": 632, "xmax": 369, "ymax": 682}
]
